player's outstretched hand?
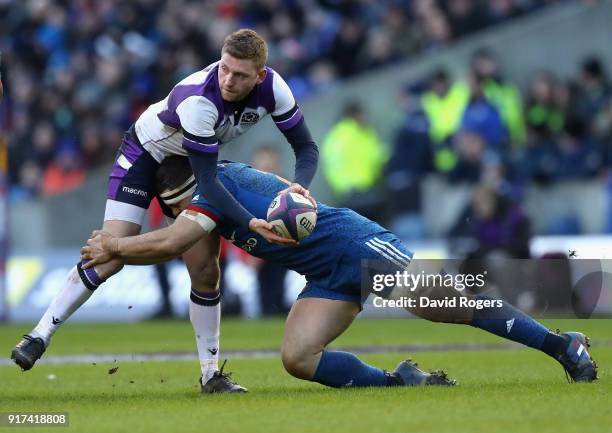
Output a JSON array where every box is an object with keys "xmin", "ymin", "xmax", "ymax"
[
  {"xmin": 80, "ymin": 230, "xmax": 120, "ymax": 268},
  {"xmin": 278, "ymin": 183, "xmax": 317, "ymax": 209},
  {"xmin": 249, "ymin": 218, "xmax": 298, "ymax": 246}
]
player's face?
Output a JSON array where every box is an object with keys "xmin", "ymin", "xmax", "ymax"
[
  {"xmin": 218, "ymin": 53, "xmax": 266, "ymax": 102},
  {"xmin": 167, "ymin": 196, "xmax": 192, "ymax": 218}
]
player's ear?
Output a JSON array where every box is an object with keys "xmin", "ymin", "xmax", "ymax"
[{"xmin": 257, "ymin": 68, "xmax": 267, "ymax": 84}]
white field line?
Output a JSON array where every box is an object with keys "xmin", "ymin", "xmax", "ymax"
[{"xmin": 2, "ymin": 340, "xmax": 611, "ymax": 366}]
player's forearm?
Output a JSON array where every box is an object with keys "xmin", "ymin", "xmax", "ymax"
[
  {"xmin": 115, "ymin": 227, "xmax": 196, "ymax": 265},
  {"xmin": 283, "ymin": 118, "xmax": 318, "ymax": 188},
  {"xmin": 187, "ymin": 150, "xmax": 255, "ymax": 227}
]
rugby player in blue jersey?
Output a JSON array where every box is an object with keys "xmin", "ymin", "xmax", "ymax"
[
  {"xmin": 81, "ymin": 157, "xmax": 597, "ymax": 388},
  {"xmin": 11, "ymin": 29, "xmax": 318, "ymax": 393}
]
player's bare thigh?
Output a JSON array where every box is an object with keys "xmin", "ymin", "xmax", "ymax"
[
  {"xmin": 282, "ymin": 297, "xmax": 359, "ymax": 379},
  {"xmin": 392, "ymin": 260, "xmax": 474, "ymax": 323}
]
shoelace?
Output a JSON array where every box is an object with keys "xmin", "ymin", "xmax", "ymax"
[
  {"xmin": 18, "ymin": 334, "xmax": 43, "ymax": 348},
  {"xmin": 216, "ymin": 359, "xmax": 238, "ymax": 384}
]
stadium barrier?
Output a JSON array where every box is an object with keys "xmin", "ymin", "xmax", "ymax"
[{"xmin": 8, "ymin": 235, "xmax": 612, "ymax": 322}]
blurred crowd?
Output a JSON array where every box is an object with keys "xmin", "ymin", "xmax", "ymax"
[
  {"xmin": 1, "ymin": 0, "xmax": 565, "ymax": 200},
  {"xmin": 322, "ymin": 50, "xmax": 612, "ymax": 252}
]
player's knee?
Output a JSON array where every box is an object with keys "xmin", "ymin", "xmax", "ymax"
[{"xmin": 281, "ymin": 344, "xmax": 317, "ymax": 380}]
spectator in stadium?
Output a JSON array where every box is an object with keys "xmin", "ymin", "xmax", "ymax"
[
  {"xmin": 525, "ymin": 71, "xmax": 566, "ymax": 143},
  {"xmin": 568, "ymin": 56, "xmax": 612, "ymax": 129},
  {"xmin": 447, "ymin": 129, "xmax": 502, "ymax": 184},
  {"xmin": 443, "ymin": 0, "xmax": 488, "ymax": 38},
  {"xmin": 327, "ymin": 17, "xmax": 368, "ymax": 78},
  {"xmin": 517, "ymin": 118, "xmax": 607, "ymax": 183},
  {"xmin": 10, "ymin": 160, "xmax": 42, "ymax": 202},
  {"xmin": 421, "ymin": 68, "xmax": 470, "ymax": 173},
  {"xmin": 449, "ymin": 183, "xmax": 531, "ymax": 259},
  {"xmin": 468, "ymin": 48, "xmax": 525, "ymax": 147},
  {"xmin": 514, "ymin": 136, "xmax": 557, "ymax": 185},
  {"xmin": 449, "ymin": 182, "xmax": 533, "ymax": 309},
  {"xmin": 386, "ymin": 82, "xmax": 432, "ymax": 239},
  {"xmin": 552, "ymin": 118, "xmax": 607, "ymax": 181},
  {"xmin": 322, "ymin": 101, "xmax": 388, "ymax": 222},
  {"xmin": 380, "ymin": 5, "xmax": 421, "ymax": 60},
  {"xmin": 418, "ymin": 6, "xmax": 453, "ymax": 51},
  {"xmin": 41, "ymin": 144, "xmax": 85, "ymax": 196},
  {"xmin": 460, "ymin": 71, "xmax": 508, "ymax": 153}
]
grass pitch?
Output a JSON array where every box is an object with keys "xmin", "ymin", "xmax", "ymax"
[{"xmin": 1, "ymin": 318, "xmax": 610, "ymax": 433}]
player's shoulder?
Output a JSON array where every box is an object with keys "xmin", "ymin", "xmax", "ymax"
[
  {"xmin": 264, "ymin": 66, "xmax": 290, "ymax": 92},
  {"xmin": 173, "ymin": 63, "xmax": 223, "ymax": 117},
  {"xmin": 175, "ymin": 63, "xmax": 216, "ymax": 88}
]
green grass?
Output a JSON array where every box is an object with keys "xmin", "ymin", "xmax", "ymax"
[
  {"xmin": 1, "ymin": 318, "xmax": 610, "ymax": 355},
  {"xmin": 0, "ymin": 319, "xmax": 610, "ymax": 433}
]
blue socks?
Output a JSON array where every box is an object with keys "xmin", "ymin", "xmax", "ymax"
[
  {"xmin": 313, "ymin": 350, "xmax": 388, "ymax": 388},
  {"xmin": 470, "ymin": 295, "xmax": 564, "ymax": 356},
  {"xmin": 311, "ymin": 297, "xmax": 567, "ymax": 389}
]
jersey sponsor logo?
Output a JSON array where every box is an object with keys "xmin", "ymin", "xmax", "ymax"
[
  {"xmin": 122, "ymin": 186, "xmax": 148, "ymax": 198},
  {"xmin": 239, "ymin": 111, "xmax": 260, "ymax": 125},
  {"xmin": 241, "ymin": 237, "xmax": 258, "ymax": 252}
]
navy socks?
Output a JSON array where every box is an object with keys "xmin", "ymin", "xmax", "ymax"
[
  {"xmin": 313, "ymin": 350, "xmax": 388, "ymax": 388},
  {"xmin": 470, "ymin": 296, "xmax": 565, "ymax": 356}
]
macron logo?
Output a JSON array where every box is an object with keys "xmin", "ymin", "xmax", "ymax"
[
  {"xmin": 506, "ymin": 318, "xmax": 515, "ymax": 333},
  {"xmin": 122, "ymin": 186, "xmax": 148, "ymax": 197}
]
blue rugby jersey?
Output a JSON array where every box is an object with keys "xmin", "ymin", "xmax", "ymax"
[{"xmin": 182, "ymin": 162, "xmax": 394, "ymax": 280}]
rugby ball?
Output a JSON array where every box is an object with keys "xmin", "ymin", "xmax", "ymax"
[{"xmin": 266, "ymin": 192, "xmax": 317, "ymax": 241}]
